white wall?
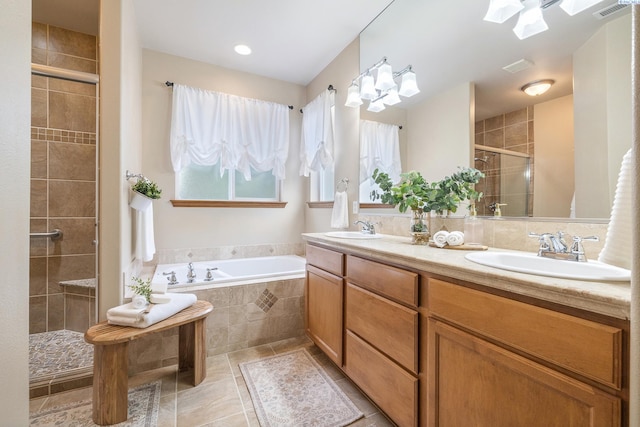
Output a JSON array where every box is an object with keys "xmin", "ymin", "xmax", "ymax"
[
  {"xmin": 574, "ymin": 13, "xmax": 631, "ymax": 219},
  {"xmin": 99, "ymin": 1, "xmax": 143, "ymax": 315},
  {"xmin": 405, "ymin": 82, "xmax": 473, "ymax": 183},
  {"xmin": 0, "ymin": 0, "xmax": 30, "ymax": 423},
  {"xmin": 141, "ymin": 49, "xmax": 307, "ymax": 250},
  {"xmin": 304, "ymin": 39, "xmax": 363, "ymax": 231},
  {"xmin": 534, "ymin": 95, "xmax": 574, "ymax": 217}
]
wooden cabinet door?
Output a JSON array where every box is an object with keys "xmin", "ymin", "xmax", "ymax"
[
  {"xmin": 427, "ymin": 319, "xmax": 621, "ymax": 427},
  {"xmin": 305, "ymin": 265, "xmax": 343, "ymax": 366}
]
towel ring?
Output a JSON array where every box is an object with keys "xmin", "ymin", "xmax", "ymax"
[{"xmin": 336, "ymin": 178, "xmax": 349, "ymax": 192}]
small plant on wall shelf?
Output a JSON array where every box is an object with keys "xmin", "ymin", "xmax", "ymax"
[{"xmin": 131, "ymin": 177, "xmax": 162, "ymax": 199}]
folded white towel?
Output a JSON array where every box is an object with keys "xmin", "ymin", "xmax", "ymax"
[
  {"xmin": 433, "ymin": 230, "xmax": 449, "ymax": 248},
  {"xmin": 446, "ymin": 231, "xmax": 465, "ymax": 246},
  {"xmin": 107, "ymin": 293, "xmax": 197, "ymax": 328},
  {"xmin": 150, "ymin": 293, "xmax": 172, "ymax": 304},
  {"xmin": 331, "ymin": 190, "xmax": 349, "ymax": 229}
]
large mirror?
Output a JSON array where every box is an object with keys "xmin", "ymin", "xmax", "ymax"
[{"xmin": 358, "ymin": 0, "xmax": 631, "ymax": 219}]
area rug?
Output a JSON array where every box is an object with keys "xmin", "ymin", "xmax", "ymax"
[
  {"xmin": 239, "ymin": 349, "xmax": 363, "ymax": 427},
  {"xmin": 29, "ymin": 381, "xmax": 161, "ymax": 427}
]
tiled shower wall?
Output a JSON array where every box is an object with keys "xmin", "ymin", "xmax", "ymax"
[
  {"xmin": 29, "ymin": 22, "xmax": 98, "ymax": 333},
  {"xmin": 474, "ymin": 107, "xmax": 535, "ymax": 217}
]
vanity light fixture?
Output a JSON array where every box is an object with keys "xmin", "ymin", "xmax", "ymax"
[
  {"xmin": 484, "ymin": 0, "xmax": 605, "ymax": 39},
  {"xmin": 345, "ymin": 57, "xmax": 420, "ymax": 112},
  {"xmin": 234, "ymin": 44, "xmax": 252, "ymax": 55},
  {"xmin": 521, "ymin": 79, "xmax": 554, "ymax": 96}
]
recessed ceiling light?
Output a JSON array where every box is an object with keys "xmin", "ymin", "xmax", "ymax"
[{"xmin": 234, "ymin": 44, "xmax": 252, "ymax": 55}]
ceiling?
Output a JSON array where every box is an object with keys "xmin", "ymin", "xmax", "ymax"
[{"xmin": 32, "ymin": 0, "xmax": 630, "ymax": 119}]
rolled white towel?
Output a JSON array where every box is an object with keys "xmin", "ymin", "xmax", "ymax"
[
  {"xmin": 131, "ymin": 295, "xmax": 148, "ymax": 309},
  {"xmin": 446, "ymin": 231, "xmax": 465, "ymax": 246},
  {"xmin": 107, "ymin": 293, "xmax": 197, "ymax": 328},
  {"xmin": 433, "ymin": 230, "xmax": 450, "ymax": 248}
]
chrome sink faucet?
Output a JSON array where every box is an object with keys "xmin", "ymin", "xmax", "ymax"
[
  {"xmin": 529, "ymin": 232, "xmax": 598, "ymax": 262},
  {"xmin": 187, "ymin": 262, "xmax": 196, "ymax": 282},
  {"xmin": 354, "ymin": 220, "xmax": 377, "ymax": 234}
]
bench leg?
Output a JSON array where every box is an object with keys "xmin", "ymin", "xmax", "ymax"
[
  {"xmin": 179, "ymin": 318, "xmax": 207, "ymax": 385},
  {"xmin": 92, "ymin": 343, "xmax": 129, "ymax": 425}
]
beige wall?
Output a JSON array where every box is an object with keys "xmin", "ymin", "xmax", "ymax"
[
  {"xmin": 405, "ymin": 82, "xmax": 473, "ymax": 183},
  {"xmin": 534, "ymin": 95, "xmax": 574, "ymax": 218},
  {"xmin": 574, "ymin": 13, "xmax": 631, "ymax": 219},
  {"xmin": 99, "ymin": 0, "xmax": 143, "ymax": 316},
  {"xmin": 0, "ymin": 0, "xmax": 30, "ymax": 423},
  {"xmin": 304, "ymin": 39, "xmax": 362, "ymax": 231},
  {"xmin": 141, "ymin": 49, "xmax": 307, "ymax": 250}
]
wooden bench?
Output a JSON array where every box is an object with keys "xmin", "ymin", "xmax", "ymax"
[{"xmin": 85, "ymin": 300, "xmax": 213, "ymax": 425}]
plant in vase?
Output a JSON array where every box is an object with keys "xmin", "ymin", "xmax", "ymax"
[
  {"xmin": 371, "ymin": 169, "xmax": 437, "ymax": 244},
  {"xmin": 371, "ymin": 167, "xmax": 484, "ymax": 245}
]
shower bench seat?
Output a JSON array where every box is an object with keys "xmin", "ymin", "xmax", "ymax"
[{"xmin": 85, "ymin": 300, "xmax": 213, "ymax": 426}]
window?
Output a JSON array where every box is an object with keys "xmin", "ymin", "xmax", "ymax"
[{"xmin": 177, "ymin": 163, "xmax": 279, "ymax": 201}]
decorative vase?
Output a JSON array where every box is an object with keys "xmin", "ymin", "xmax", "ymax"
[
  {"xmin": 130, "ymin": 190, "xmax": 153, "ymax": 211},
  {"xmin": 410, "ymin": 209, "xmax": 429, "ymax": 245}
]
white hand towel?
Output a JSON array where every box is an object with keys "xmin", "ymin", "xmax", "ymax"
[
  {"xmin": 107, "ymin": 293, "xmax": 197, "ymax": 328},
  {"xmin": 331, "ymin": 190, "xmax": 349, "ymax": 229},
  {"xmin": 433, "ymin": 230, "xmax": 450, "ymax": 248},
  {"xmin": 131, "ymin": 295, "xmax": 147, "ymax": 309},
  {"xmin": 598, "ymin": 148, "xmax": 633, "ymax": 270},
  {"xmin": 135, "ymin": 203, "xmax": 156, "ymax": 262},
  {"xmin": 446, "ymin": 231, "xmax": 465, "ymax": 246}
]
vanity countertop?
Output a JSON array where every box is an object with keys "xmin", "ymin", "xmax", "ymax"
[{"xmin": 302, "ymin": 233, "xmax": 631, "ymax": 320}]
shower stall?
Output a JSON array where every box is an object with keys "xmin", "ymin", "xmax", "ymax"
[
  {"xmin": 29, "ymin": 22, "xmax": 99, "ymax": 397},
  {"xmin": 474, "ymin": 147, "xmax": 532, "ymax": 217}
]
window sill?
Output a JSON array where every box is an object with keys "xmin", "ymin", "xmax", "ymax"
[
  {"xmin": 307, "ymin": 202, "xmax": 334, "ymax": 209},
  {"xmin": 170, "ymin": 200, "xmax": 287, "ymax": 208},
  {"xmin": 359, "ymin": 203, "xmax": 395, "ymax": 209}
]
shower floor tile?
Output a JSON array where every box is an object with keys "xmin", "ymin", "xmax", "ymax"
[{"xmin": 29, "ymin": 330, "xmax": 93, "ymax": 381}]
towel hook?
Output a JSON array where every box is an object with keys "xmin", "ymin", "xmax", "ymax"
[{"xmin": 336, "ymin": 178, "xmax": 349, "ymax": 192}]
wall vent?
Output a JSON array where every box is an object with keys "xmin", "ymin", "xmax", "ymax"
[
  {"xmin": 502, "ymin": 59, "xmax": 534, "ymax": 74},
  {"xmin": 593, "ymin": 2, "xmax": 628, "ymax": 19}
]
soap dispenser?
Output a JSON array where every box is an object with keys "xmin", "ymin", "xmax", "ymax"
[{"xmin": 464, "ymin": 204, "xmax": 484, "ymax": 246}]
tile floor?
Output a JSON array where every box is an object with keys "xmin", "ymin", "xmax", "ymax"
[
  {"xmin": 29, "ymin": 335, "xmax": 395, "ymax": 426},
  {"xmin": 29, "ymin": 330, "xmax": 94, "ymax": 381}
]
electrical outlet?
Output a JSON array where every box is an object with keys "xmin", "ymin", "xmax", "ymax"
[{"xmin": 352, "ymin": 201, "xmax": 359, "ymax": 214}]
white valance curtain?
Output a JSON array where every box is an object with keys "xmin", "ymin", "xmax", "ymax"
[
  {"xmin": 359, "ymin": 120, "xmax": 402, "ymax": 184},
  {"xmin": 169, "ymin": 83, "xmax": 290, "ymax": 180},
  {"xmin": 299, "ymin": 89, "xmax": 335, "ymax": 177}
]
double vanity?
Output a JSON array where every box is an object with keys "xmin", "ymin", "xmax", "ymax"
[{"xmin": 302, "ymin": 232, "xmax": 630, "ymax": 426}]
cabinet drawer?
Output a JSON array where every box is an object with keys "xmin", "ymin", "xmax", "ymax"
[
  {"xmin": 428, "ymin": 278, "xmax": 623, "ymax": 389},
  {"xmin": 306, "ymin": 244, "xmax": 344, "ymax": 276},
  {"xmin": 346, "ymin": 283, "xmax": 418, "ymax": 373},
  {"xmin": 344, "ymin": 330, "xmax": 418, "ymax": 427},
  {"xmin": 346, "ymin": 255, "xmax": 418, "ymax": 307}
]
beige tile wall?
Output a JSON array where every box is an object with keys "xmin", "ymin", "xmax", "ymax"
[
  {"xmin": 127, "ymin": 278, "xmax": 305, "ymax": 375},
  {"xmin": 29, "ymin": 22, "xmax": 98, "ymax": 334}
]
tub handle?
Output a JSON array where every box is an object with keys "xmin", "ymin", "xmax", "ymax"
[
  {"xmin": 205, "ymin": 267, "xmax": 218, "ymax": 281},
  {"xmin": 163, "ymin": 271, "xmax": 178, "ymax": 285}
]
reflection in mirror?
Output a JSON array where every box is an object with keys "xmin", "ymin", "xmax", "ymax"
[
  {"xmin": 474, "ymin": 147, "xmax": 531, "ymax": 217},
  {"xmin": 359, "ymin": 120, "xmax": 402, "ymax": 203},
  {"xmin": 358, "ymin": 0, "xmax": 631, "ymax": 218}
]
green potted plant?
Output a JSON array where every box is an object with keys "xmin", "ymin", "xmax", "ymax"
[
  {"xmin": 371, "ymin": 167, "xmax": 484, "ymax": 244},
  {"xmin": 130, "ymin": 177, "xmax": 161, "ymax": 211}
]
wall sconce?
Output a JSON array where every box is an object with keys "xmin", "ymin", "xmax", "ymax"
[
  {"xmin": 345, "ymin": 57, "xmax": 420, "ymax": 112},
  {"xmin": 521, "ymin": 79, "xmax": 554, "ymax": 96},
  {"xmin": 484, "ymin": 0, "xmax": 605, "ymax": 39}
]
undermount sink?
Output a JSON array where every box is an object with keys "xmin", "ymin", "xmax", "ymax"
[
  {"xmin": 324, "ymin": 231, "xmax": 383, "ymax": 240},
  {"xmin": 465, "ymin": 251, "xmax": 630, "ymax": 282}
]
